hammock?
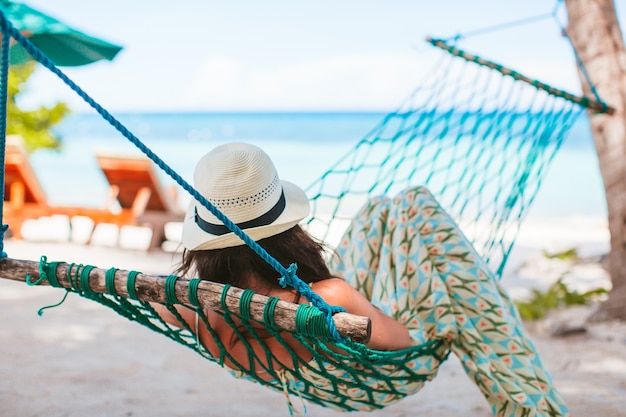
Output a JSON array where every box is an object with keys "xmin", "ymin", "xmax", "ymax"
[{"xmin": 0, "ymin": 10, "xmax": 610, "ymax": 416}]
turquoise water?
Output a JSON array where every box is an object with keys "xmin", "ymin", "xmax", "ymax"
[{"xmin": 29, "ymin": 112, "xmax": 606, "ymax": 220}]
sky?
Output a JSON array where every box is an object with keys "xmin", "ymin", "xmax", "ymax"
[{"xmin": 13, "ymin": 0, "xmax": 626, "ymax": 113}]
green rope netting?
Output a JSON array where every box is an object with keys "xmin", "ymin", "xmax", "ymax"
[
  {"xmin": 31, "ymin": 256, "xmax": 447, "ymax": 412},
  {"xmin": 306, "ymin": 40, "xmax": 584, "ymax": 279}
]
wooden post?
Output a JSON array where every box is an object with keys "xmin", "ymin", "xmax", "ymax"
[{"xmin": 0, "ymin": 257, "xmax": 372, "ymax": 343}]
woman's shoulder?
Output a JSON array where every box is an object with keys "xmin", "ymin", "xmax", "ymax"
[
  {"xmin": 309, "ymin": 278, "xmax": 362, "ymax": 309},
  {"xmin": 310, "ymin": 277, "xmax": 352, "ymax": 293}
]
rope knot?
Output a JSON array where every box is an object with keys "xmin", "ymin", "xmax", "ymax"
[
  {"xmin": 278, "ymin": 263, "xmax": 298, "ymax": 289},
  {"xmin": 38, "ymin": 255, "xmax": 48, "ymax": 282},
  {"xmin": 26, "ymin": 255, "xmax": 49, "ymax": 286}
]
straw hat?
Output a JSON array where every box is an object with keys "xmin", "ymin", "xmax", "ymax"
[{"xmin": 182, "ymin": 142, "xmax": 310, "ymax": 250}]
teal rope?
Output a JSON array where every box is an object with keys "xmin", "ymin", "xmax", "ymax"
[
  {"xmin": 79, "ymin": 265, "xmax": 96, "ymax": 294},
  {"xmin": 279, "ymin": 264, "xmax": 345, "ymax": 341},
  {"xmin": 127, "ymin": 271, "xmax": 140, "ymax": 300},
  {"xmin": 263, "ymin": 297, "xmax": 280, "ymax": 327},
  {"xmin": 295, "ymin": 305, "xmax": 331, "ymax": 339},
  {"xmin": 239, "ymin": 289, "xmax": 255, "ymax": 321},
  {"xmin": 44, "ymin": 257, "xmax": 63, "ymax": 287},
  {"xmin": 557, "ymin": 28, "xmax": 607, "ymax": 112},
  {"xmin": 188, "ymin": 278, "xmax": 202, "ymax": 307},
  {"xmin": 35, "ymin": 292, "xmax": 70, "ymax": 316},
  {"xmin": 67, "ymin": 263, "xmax": 80, "ymax": 289},
  {"xmin": 550, "ymin": 0, "xmax": 606, "ymax": 110},
  {"xmin": 105, "ymin": 268, "xmax": 119, "ymax": 295},
  {"xmin": 220, "ymin": 284, "xmax": 232, "ymax": 311},
  {"xmin": 446, "ymin": 10, "xmax": 554, "ymax": 42},
  {"xmin": 164, "ymin": 275, "xmax": 179, "ymax": 304},
  {"xmin": 24, "ymin": 256, "xmax": 70, "ymax": 315},
  {"xmin": 25, "ymin": 256, "xmax": 62, "ymax": 287},
  {"xmin": 0, "ymin": 26, "xmax": 9, "ymax": 259}
]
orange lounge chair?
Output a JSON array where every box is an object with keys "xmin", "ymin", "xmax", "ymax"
[
  {"xmin": 96, "ymin": 152, "xmax": 184, "ymax": 250},
  {"xmin": 3, "ymin": 135, "xmax": 51, "ymax": 238},
  {"xmin": 3, "ymin": 135, "xmax": 134, "ymax": 239}
]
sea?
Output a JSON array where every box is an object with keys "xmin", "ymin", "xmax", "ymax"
[{"xmin": 28, "ymin": 111, "xmax": 607, "ymax": 221}]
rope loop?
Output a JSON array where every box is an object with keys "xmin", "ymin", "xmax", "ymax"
[
  {"xmin": 263, "ymin": 296, "xmax": 280, "ymax": 327},
  {"xmin": 44, "ymin": 256, "xmax": 63, "ymax": 287},
  {"xmin": 188, "ymin": 278, "xmax": 202, "ymax": 307},
  {"xmin": 105, "ymin": 267, "xmax": 119, "ymax": 295},
  {"xmin": 26, "ymin": 256, "xmax": 62, "ymax": 287},
  {"xmin": 295, "ymin": 305, "xmax": 329, "ymax": 339},
  {"xmin": 164, "ymin": 275, "xmax": 180, "ymax": 304},
  {"xmin": 126, "ymin": 271, "xmax": 140, "ymax": 300},
  {"xmin": 67, "ymin": 263, "xmax": 80, "ymax": 289},
  {"xmin": 79, "ymin": 265, "xmax": 96, "ymax": 294},
  {"xmin": 220, "ymin": 284, "xmax": 232, "ymax": 312},
  {"xmin": 239, "ymin": 289, "xmax": 255, "ymax": 320}
]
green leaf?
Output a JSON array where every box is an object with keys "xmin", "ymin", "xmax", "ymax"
[
  {"xmin": 541, "ymin": 247, "xmax": 579, "ymax": 261},
  {"xmin": 514, "ymin": 277, "xmax": 608, "ymax": 321},
  {"xmin": 5, "ymin": 62, "xmax": 70, "ymax": 152}
]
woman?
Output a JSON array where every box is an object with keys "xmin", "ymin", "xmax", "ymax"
[{"xmin": 156, "ymin": 142, "xmax": 570, "ymax": 416}]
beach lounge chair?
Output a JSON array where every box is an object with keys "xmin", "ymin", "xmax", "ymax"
[
  {"xmin": 3, "ymin": 135, "xmax": 136, "ymax": 239},
  {"xmin": 3, "ymin": 135, "xmax": 52, "ymax": 238},
  {"xmin": 96, "ymin": 152, "xmax": 184, "ymax": 250}
]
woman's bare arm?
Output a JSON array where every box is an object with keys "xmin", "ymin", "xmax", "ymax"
[
  {"xmin": 309, "ymin": 278, "xmax": 413, "ymax": 350},
  {"xmin": 151, "ymin": 302, "xmax": 194, "ymax": 329},
  {"xmin": 150, "ymin": 277, "xmax": 413, "ymax": 352}
]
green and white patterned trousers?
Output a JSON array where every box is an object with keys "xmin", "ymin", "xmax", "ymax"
[{"xmin": 331, "ymin": 186, "xmax": 570, "ymax": 417}]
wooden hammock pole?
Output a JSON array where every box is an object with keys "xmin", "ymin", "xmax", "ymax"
[{"xmin": 0, "ymin": 257, "xmax": 371, "ymax": 344}]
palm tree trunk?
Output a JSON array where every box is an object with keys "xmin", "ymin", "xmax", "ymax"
[{"xmin": 565, "ymin": 0, "xmax": 626, "ymax": 320}]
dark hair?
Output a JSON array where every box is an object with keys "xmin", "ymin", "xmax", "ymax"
[{"xmin": 176, "ymin": 225, "xmax": 333, "ymax": 291}]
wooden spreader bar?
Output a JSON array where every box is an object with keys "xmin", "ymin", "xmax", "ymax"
[{"xmin": 0, "ymin": 257, "xmax": 371, "ymax": 343}]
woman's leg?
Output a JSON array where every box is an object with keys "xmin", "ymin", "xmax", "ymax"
[{"xmin": 329, "ymin": 192, "xmax": 457, "ymax": 346}]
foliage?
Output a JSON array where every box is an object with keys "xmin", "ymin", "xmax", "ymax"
[
  {"xmin": 5, "ymin": 62, "xmax": 69, "ymax": 152},
  {"xmin": 515, "ymin": 247, "xmax": 610, "ymax": 321},
  {"xmin": 541, "ymin": 247, "xmax": 579, "ymax": 261},
  {"xmin": 515, "ymin": 278, "xmax": 608, "ymax": 321}
]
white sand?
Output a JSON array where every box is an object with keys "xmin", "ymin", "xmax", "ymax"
[{"xmin": 0, "ymin": 218, "xmax": 624, "ymax": 417}]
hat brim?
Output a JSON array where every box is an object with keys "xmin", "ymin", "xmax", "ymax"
[{"xmin": 181, "ymin": 180, "xmax": 310, "ymax": 251}]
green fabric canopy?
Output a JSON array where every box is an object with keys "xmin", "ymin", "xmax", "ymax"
[{"xmin": 0, "ymin": 0, "xmax": 122, "ymax": 66}]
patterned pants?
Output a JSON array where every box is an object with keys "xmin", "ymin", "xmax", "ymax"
[{"xmin": 330, "ymin": 186, "xmax": 570, "ymax": 417}]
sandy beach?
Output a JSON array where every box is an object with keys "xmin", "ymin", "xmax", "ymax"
[{"xmin": 1, "ymin": 218, "xmax": 625, "ymax": 417}]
